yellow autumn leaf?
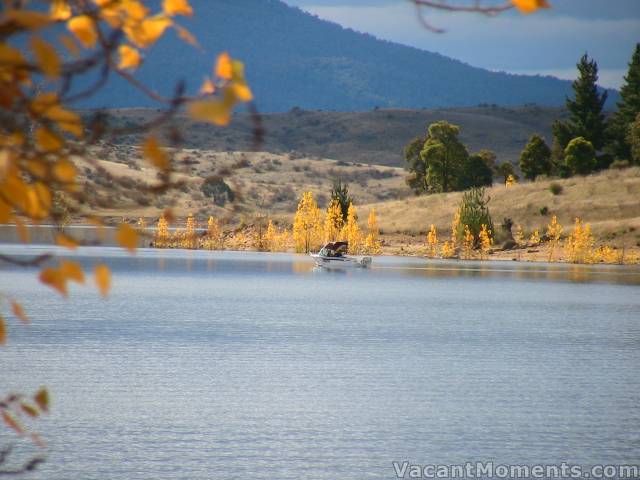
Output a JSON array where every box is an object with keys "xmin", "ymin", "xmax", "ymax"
[
  {"xmin": 31, "ymin": 37, "xmax": 61, "ymax": 78},
  {"xmin": 1, "ymin": 411, "xmax": 23, "ymax": 434},
  {"xmin": 50, "ymin": 0, "xmax": 72, "ymax": 21},
  {"xmin": 56, "ymin": 233, "xmax": 78, "ymax": 249},
  {"xmin": 21, "ymin": 403, "xmax": 39, "ymax": 418},
  {"xmin": 142, "ymin": 137, "xmax": 170, "ymax": 171},
  {"xmin": 60, "ymin": 260, "xmax": 85, "ymax": 284},
  {"xmin": 175, "ymin": 24, "xmax": 199, "ymax": 48},
  {"xmin": 116, "ymin": 223, "xmax": 138, "ymax": 253},
  {"xmin": 67, "ymin": 15, "xmax": 97, "ymax": 48},
  {"xmin": 34, "ymin": 387, "xmax": 49, "ymax": 413},
  {"xmin": 53, "ymin": 158, "xmax": 76, "ymax": 183},
  {"xmin": 39, "ymin": 102, "xmax": 83, "ymax": 138},
  {"xmin": 35, "ymin": 127, "xmax": 63, "ymax": 152},
  {"xmin": 232, "ymin": 83, "xmax": 253, "ymax": 102},
  {"xmin": 216, "ymin": 52, "xmax": 233, "ymax": 80},
  {"xmin": 188, "ymin": 94, "xmax": 234, "ymax": 126},
  {"xmin": 163, "ymin": 0, "xmax": 193, "ymax": 16},
  {"xmin": 125, "ymin": 16, "xmax": 172, "ymax": 48},
  {"xmin": 94, "ymin": 263, "xmax": 111, "ymax": 298},
  {"xmin": 11, "ymin": 301, "xmax": 29, "ymax": 324},
  {"xmin": 199, "ymin": 78, "xmax": 216, "ymax": 95},
  {"xmin": 39, "ymin": 267, "xmax": 68, "ymax": 296},
  {"xmin": 14, "ymin": 217, "xmax": 31, "ymax": 243},
  {"xmin": 0, "ymin": 316, "xmax": 6, "ymax": 345},
  {"xmin": 117, "ymin": 44, "xmax": 141, "ymax": 70},
  {"xmin": 4, "ymin": 9, "xmax": 51, "ymax": 29},
  {"xmin": 511, "ymin": 0, "xmax": 550, "ymax": 13},
  {"xmin": 120, "ymin": 0, "xmax": 149, "ymax": 21},
  {"xmin": 58, "ymin": 34, "xmax": 80, "ymax": 57},
  {"xmin": 0, "ymin": 199, "xmax": 11, "ymax": 223}
]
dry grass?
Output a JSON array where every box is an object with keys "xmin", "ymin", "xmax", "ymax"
[
  {"xmin": 367, "ymin": 167, "xmax": 640, "ymax": 248},
  {"xmin": 79, "ymin": 146, "xmax": 407, "ymax": 224}
]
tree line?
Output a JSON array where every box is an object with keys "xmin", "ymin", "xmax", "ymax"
[{"xmin": 406, "ymin": 45, "xmax": 640, "ymax": 191}]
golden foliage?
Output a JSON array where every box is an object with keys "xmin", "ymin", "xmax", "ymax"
[
  {"xmin": 564, "ymin": 218, "xmax": 595, "ymax": 264},
  {"xmin": 94, "ymin": 264, "xmax": 111, "ymax": 298},
  {"xmin": 461, "ymin": 224, "xmax": 474, "ymax": 260},
  {"xmin": 426, "ymin": 224, "xmax": 438, "ymax": 258},
  {"xmin": 182, "ymin": 213, "xmax": 198, "ymax": 249},
  {"xmin": 0, "ymin": 317, "xmax": 5, "ymax": 345},
  {"xmin": 293, "ymin": 191, "xmax": 323, "ymax": 253},
  {"xmin": 450, "ymin": 208, "xmax": 461, "ymax": 250},
  {"xmin": 505, "ymin": 174, "xmax": 517, "ymax": 188},
  {"xmin": 529, "ymin": 229, "xmax": 540, "ymax": 246},
  {"xmin": 118, "ymin": 44, "xmax": 142, "ymax": 70},
  {"xmin": 155, "ymin": 215, "xmax": 170, "ymax": 247},
  {"xmin": 263, "ymin": 220, "xmax": 290, "ymax": 252},
  {"xmin": 116, "ymin": 223, "xmax": 138, "ymax": 253},
  {"xmin": 202, "ymin": 216, "xmax": 224, "ymax": 250},
  {"xmin": 546, "ymin": 215, "xmax": 563, "ymax": 262},
  {"xmin": 11, "ymin": 301, "xmax": 29, "ymax": 324},
  {"xmin": 365, "ymin": 208, "xmax": 381, "ymax": 254},
  {"xmin": 341, "ymin": 203, "xmax": 364, "ymax": 254},
  {"xmin": 440, "ymin": 240, "xmax": 455, "ymax": 259},
  {"xmin": 511, "ymin": 0, "xmax": 550, "ymax": 14},
  {"xmin": 324, "ymin": 200, "xmax": 343, "ymax": 242},
  {"xmin": 479, "ymin": 224, "xmax": 493, "ymax": 259}
]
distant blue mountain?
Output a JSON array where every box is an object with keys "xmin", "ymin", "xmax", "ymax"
[{"xmin": 91, "ymin": 0, "xmax": 618, "ymax": 112}]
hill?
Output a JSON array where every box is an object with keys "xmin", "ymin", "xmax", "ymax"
[
  {"xmin": 367, "ymin": 166, "xmax": 640, "ymax": 256},
  {"xmin": 86, "ymin": 0, "xmax": 618, "ymax": 111},
  {"xmin": 43, "ymin": 148, "xmax": 640, "ymax": 260},
  {"xmin": 105, "ymin": 105, "xmax": 566, "ymax": 167}
]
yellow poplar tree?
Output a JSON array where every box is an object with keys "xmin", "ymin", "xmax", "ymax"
[
  {"xmin": 341, "ymin": 203, "xmax": 364, "ymax": 254},
  {"xmin": 514, "ymin": 225, "xmax": 525, "ymax": 246},
  {"xmin": 546, "ymin": 215, "xmax": 563, "ymax": 262},
  {"xmin": 450, "ymin": 208, "xmax": 461, "ymax": 250},
  {"xmin": 479, "ymin": 224, "xmax": 493, "ymax": 259},
  {"xmin": 365, "ymin": 208, "xmax": 382, "ymax": 254},
  {"xmin": 564, "ymin": 218, "xmax": 594, "ymax": 264},
  {"xmin": 324, "ymin": 200, "xmax": 344, "ymax": 242},
  {"xmin": 293, "ymin": 191, "xmax": 323, "ymax": 253},
  {"xmin": 462, "ymin": 225, "xmax": 474, "ymax": 260},
  {"xmin": 155, "ymin": 215, "xmax": 169, "ymax": 248},
  {"xmin": 529, "ymin": 229, "xmax": 540, "ymax": 246},
  {"xmin": 203, "ymin": 216, "xmax": 224, "ymax": 250},
  {"xmin": 183, "ymin": 214, "xmax": 198, "ymax": 249},
  {"xmin": 264, "ymin": 220, "xmax": 289, "ymax": 252},
  {"xmin": 426, "ymin": 224, "xmax": 438, "ymax": 258}
]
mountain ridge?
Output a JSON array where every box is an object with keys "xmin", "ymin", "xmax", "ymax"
[{"xmin": 91, "ymin": 0, "xmax": 619, "ymax": 111}]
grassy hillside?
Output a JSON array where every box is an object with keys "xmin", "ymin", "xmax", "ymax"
[
  {"xmin": 103, "ymin": 105, "xmax": 565, "ymax": 167},
  {"xmin": 79, "ymin": 143, "xmax": 640, "ymax": 254},
  {"xmin": 79, "ymin": 146, "xmax": 408, "ymax": 224},
  {"xmin": 367, "ymin": 167, "xmax": 640, "ymax": 250}
]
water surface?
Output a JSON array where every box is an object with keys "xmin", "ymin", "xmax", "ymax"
[{"xmin": 1, "ymin": 245, "xmax": 640, "ymax": 479}]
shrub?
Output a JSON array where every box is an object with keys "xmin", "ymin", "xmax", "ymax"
[
  {"xmin": 540, "ymin": 206, "xmax": 549, "ymax": 215},
  {"xmin": 458, "ymin": 187, "xmax": 493, "ymax": 245},
  {"xmin": 610, "ymin": 159, "xmax": 630, "ymax": 170},
  {"xmin": 201, "ymin": 176, "xmax": 235, "ymax": 206},
  {"xmin": 549, "ymin": 183, "xmax": 563, "ymax": 195},
  {"xmin": 564, "ymin": 137, "xmax": 596, "ymax": 175}
]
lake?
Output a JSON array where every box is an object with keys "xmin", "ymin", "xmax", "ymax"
[{"xmin": 1, "ymin": 245, "xmax": 640, "ymax": 479}]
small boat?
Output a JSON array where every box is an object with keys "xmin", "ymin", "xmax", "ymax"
[{"xmin": 310, "ymin": 241, "xmax": 372, "ymax": 269}]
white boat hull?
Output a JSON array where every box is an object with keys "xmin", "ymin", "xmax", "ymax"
[{"xmin": 310, "ymin": 253, "xmax": 372, "ymax": 269}]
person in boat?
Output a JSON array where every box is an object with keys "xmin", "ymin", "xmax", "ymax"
[{"xmin": 320, "ymin": 241, "xmax": 348, "ymax": 258}]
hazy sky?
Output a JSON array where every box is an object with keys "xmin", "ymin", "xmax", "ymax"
[{"xmin": 283, "ymin": 0, "xmax": 640, "ymax": 89}]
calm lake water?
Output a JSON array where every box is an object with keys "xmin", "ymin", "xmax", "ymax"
[{"xmin": 1, "ymin": 245, "xmax": 640, "ymax": 479}]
